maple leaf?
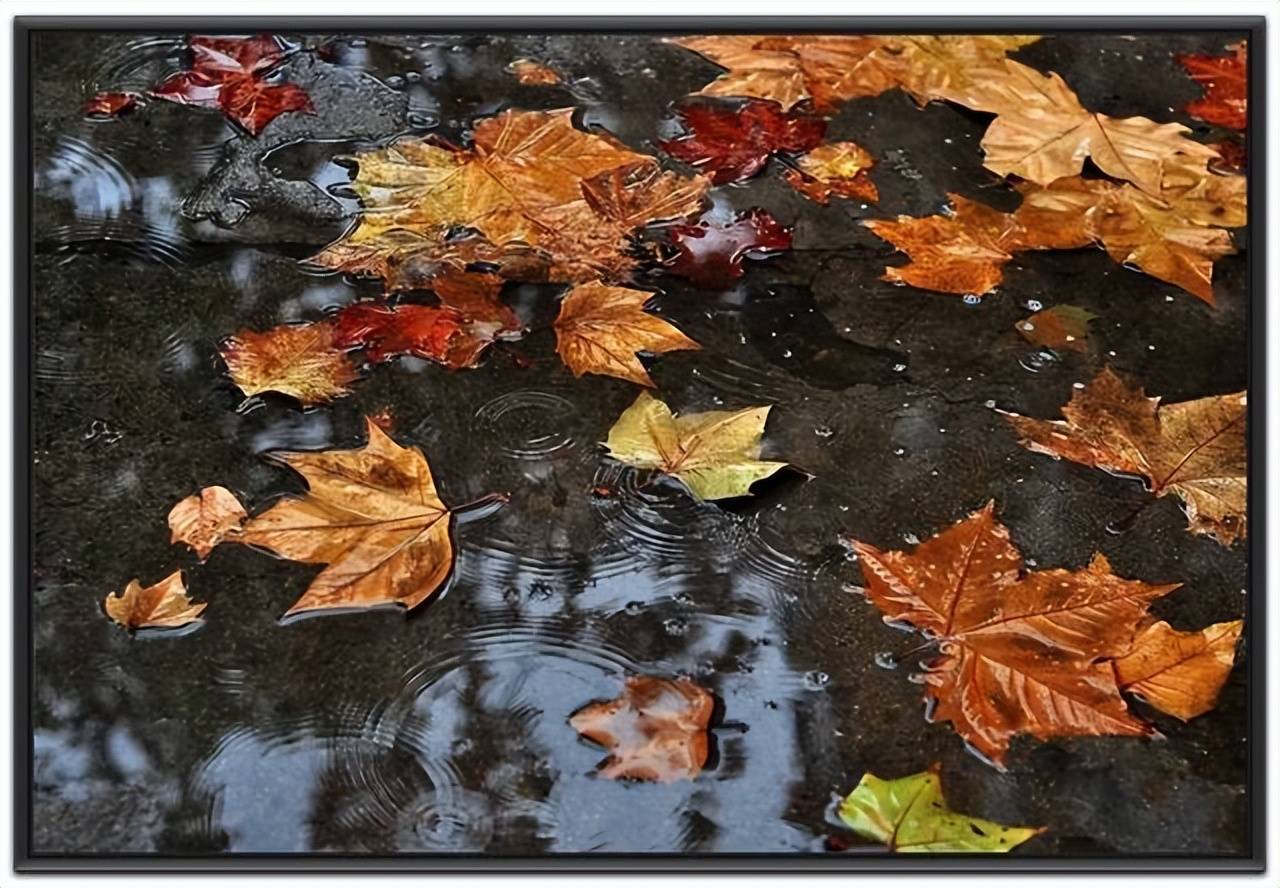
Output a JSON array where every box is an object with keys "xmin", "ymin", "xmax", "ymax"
[
  {"xmin": 553, "ymin": 282, "xmax": 699, "ymax": 387},
  {"xmin": 664, "ymin": 208, "xmax": 792, "ymax": 289},
  {"xmin": 850, "ymin": 502, "xmax": 1177, "ymax": 766},
  {"xmin": 838, "ymin": 764, "xmax": 1044, "ymax": 852},
  {"xmin": 784, "ymin": 141, "xmax": 878, "ymax": 205},
  {"xmin": 104, "ymin": 570, "xmax": 205, "ymax": 631},
  {"xmin": 659, "ymin": 100, "xmax": 825, "ymax": 184},
  {"xmin": 149, "ymin": 35, "xmax": 312, "ymax": 135},
  {"xmin": 1002, "ymin": 368, "xmax": 1247, "ymax": 545},
  {"xmin": 569, "ymin": 676, "xmax": 713, "ymax": 782},
  {"xmin": 232, "ymin": 418, "xmax": 464, "ymax": 617},
  {"xmin": 1016, "ymin": 305, "xmax": 1095, "ymax": 352},
  {"xmin": 220, "ymin": 322, "xmax": 359, "ymax": 406},
  {"xmin": 168, "ymin": 486, "xmax": 248, "ymax": 560},
  {"xmin": 311, "ymin": 109, "xmax": 709, "ymax": 287},
  {"xmin": 1177, "ymin": 43, "xmax": 1247, "ymax": 131},
  {"xmin": 508, "ymin": 58, "xmax": 562, "ymax": 86},
  {"xmin": 604, "ymin": 391, "xmax": 788, "ymax": 500},
  {"xmin": 1115, "ymin": 619, "xmax": 1243, "ymax": 721}
]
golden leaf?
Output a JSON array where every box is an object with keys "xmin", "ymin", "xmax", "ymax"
[
  {"xmin": 508, "ymin": 58, "xmax": 562, "ymax": 86},
  {"xmin": 1003, "ymin": 368, "xmax": 1247, "ymax": 545},
  {"xmin": 553, "ymin": 282, "xmax": 699, "ymax": 387},
  {"xmin": 603, "ymin": 391, "xmax": 789, "ymax": 501},
  {"xmin": 168, "ymin": 486, "xmax": 248, "ymax": 560},
  {"xmin": 784, "ymin": 141, "xmax": 878, "ymax": 204},
  {"xmin": 1115, "ymin": 619, "xmax": 1243, "ymax": 721},
  {"xmin": 220, "ymin": 322, "xmax": 359, "ymax": 406},
  {"xmin": 104, "ymin": 570, "xmax": 205, "ymax": 630}
]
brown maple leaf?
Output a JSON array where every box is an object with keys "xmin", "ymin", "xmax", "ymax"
[
  {"xmin": 233, "ymin": 418, "xmax": 463, "ymax": 617},
  {"xmin": 849, "ymin": 502, "xmax": 1176, "ymax": 766},
  {"xmin": 553, "ymin": 282, "xmax": 699, "ymax": 386},
  {"xmin": 569, "ymin": 675, "xmax": 714, "ymax": 782},
  {"xmin": 1016, "ymin": 305, "xmax": 1095, "ymax": 353},
  {"xmin": 508, "ymin": 58, "xmax": 562, "ymax": 86},
  {"xmin": 168, "ymin": 486, "xmax": 248, "ymax": 560},
  {"xmin": 1115, "ymin": 619, "xmax": 1243, "ymax": 721},
  {"xmin": 104, "ymin": 570, "xmax": 206, "ymax": 631},
  {"xmin": 785, "ymin": 141, "xmax": 878, "ymax": 204},
  {"xmin": 1002, "ymin": 368, "xmax": 1247, "ymax": 545},
  {"xmin": 220, "ymin": 322, "xmax": 359, "ymax": 406}
]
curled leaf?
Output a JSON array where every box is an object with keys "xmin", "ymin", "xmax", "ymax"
[
  {"xmin": 168, "ymin": 486, "xmax": 248, "ymax": 560},
  {"xmin": 1116, "ymin": 619, "xmax": 1243, "ymax": 720},
  {"xmin": 104, "ymin": 571, "xmax": 205, "ymax": 631}
]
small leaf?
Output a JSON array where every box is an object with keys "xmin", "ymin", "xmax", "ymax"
[
  {"xmin": 1177, "ymin": 43, "xmax": 1247, "ymax": 131},
  {"xmin": 1016, "ymin": 305, "xmax": 1095, "ymax": 352},
  {"xmin": 604, "ymin": 391, "xmax": 789, "ymax": 500},
  {"xmin": 508, "ymin": 58, "xmax": 562, "ymax": 86},
  {"xmin": 168, "ymin": 486, "xmax": 248, "ymax": 560},
  {"xmin": 664, "ymin": 208, "xmax": 792, "ymax": 289},
  {"xmin": 1115, "ymin": 619, "xmax": 1243, "ymax": 720},
  {"xmin": 104, "ymin": 571, "xmax": 205, "ymax": 631},
  {"xmin": 839, "ymin": 765, "xmax": 1043, "ymax": 852},
  {"xmin": 660, "ymin": 99, "xmax": 825, "ymax": 184},
  {"xmin": 784, "ymin": 141, "xmax": 878, "ymax": 204},
  {"xmin": 84, "ymin": 91, "xmax": 140, "ymax": 118},
  {"xmin": 554, "ymin": 282, "xmax": 699, "ymax": 386},
  {"xmin": 220, "ymin": 322, "xmax": 359, "ymax": 406}
]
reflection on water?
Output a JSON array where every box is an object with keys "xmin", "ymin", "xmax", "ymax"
[{"xmin": 29, "ymin": 30, "xmax": 1250, "ymax": 857}]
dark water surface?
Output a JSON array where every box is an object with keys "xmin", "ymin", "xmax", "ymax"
[{"xmin": 28, "ymin": 30, "xmax": 1251, "ymax": 856}]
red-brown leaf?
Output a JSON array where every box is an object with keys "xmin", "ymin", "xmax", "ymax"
[
  {"xmin": 84, "ymin": 91, "xmax": 141, "ymax": 118},
  {"xmin": 664, "ymin": 208, "xmax": 793, "ymax": 288},
  {"xmin": 1176, "ymin": 43, "xmax": 1247, "ymax": 131},
  {"xmin": 660, "ymin": 100, "xmax": 826, "ymax": 184}
]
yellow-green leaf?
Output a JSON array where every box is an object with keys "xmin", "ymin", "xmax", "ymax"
[{"xmin": 838, "ymin": 765, "xmax": 1043, "ymax": 853}]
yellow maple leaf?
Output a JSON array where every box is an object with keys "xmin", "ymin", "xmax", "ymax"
[{"xmin": 220, "ymin": 322, "xmax": 359, "ymax": 406}]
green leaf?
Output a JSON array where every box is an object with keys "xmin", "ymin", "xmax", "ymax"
[{"xmin": 838, "ymin": 765, "xmax": 1043, "ymax": 853}]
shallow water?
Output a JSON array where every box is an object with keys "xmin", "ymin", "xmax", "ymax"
[{"xmin": 27, "ymin": 30, "xmax": 1251, "ymax": 857}]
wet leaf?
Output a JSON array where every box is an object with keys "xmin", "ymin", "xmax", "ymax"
[
  {"xmin": 1177, "ymin": 43, "xmax": 1247, "ymax": 131},
  {"xmin": 168, "ymin": 486, "xmax": 248, "ymax": 560},
  {"xmin": 84, "ymin": 91, "xmax": 140, "ymax": 118},
  {"xmin": 233, "ymin": 418, "xmax": 464, "ymax": 617},
  {"xmin": 1002, "ymin": 368, "xmax": 1247, "ymax": 545},
  {"xmin": 784, "ymin": 141, "xmax": 878, "ymax": 204},
  {"xmin": 664, "ymin": 208, "xmax": 792, "ymax": 289},
  {"xmin": 604, "ymin": 391, "xmax": 788, "ymax": 500},
  {"xmin": 850, "ymin": 502, "xmax": 1177, "ymax": 766},
  {"xmin": 104, "ymin": 570, "xmax": 205, "ymax": 631},
  {"xmin": 311, "ymin": 109, "xmax": 709, "ymax": 287},
  {"xmin": 838, "ymin": 764, "xmax": 1044, "ymax": 852},
  {"xmin": 220, "ymin": 322, "xmax": 359, "ymax": 406},
  {"xmin": 1016, "ymin": 305, "xmax": 1095, "ymax": 352},
  {"xmin": 553, "ymin": 281, "xmax": 699, "ymax": 387},
  {"xmin": 659, "ymin": 100, "xmax": 825, "ymax": 184},
  {"xmin": 149, "ymin": 35, "xmax": 312, "ymax": 135},
  {"xmin": 1209, "ymin": 139, "xmax": 1246, "ymax": 174},
  {"xmin": 509, "ymin": 58, "xmax": 562, "ymax": 86},
  {"xmin": 1115, "ymin": 619, "xmax": 1243, "ymax": 720},
  {"xmin": 569, "ymin": 676, "xmax": 713, "ymax": 782}
]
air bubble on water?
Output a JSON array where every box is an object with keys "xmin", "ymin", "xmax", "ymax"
[
  {"xmin": 962, "ymin": 294, "xmax": 982, "ymax": 305},
  {"xmin": 1073, "ymin": 381, "xmax": 1085, "ymax": 389},
  {"xmin": 984, "ymin": 399, "xmax": 996, "ymax": 409},
  {"xmin": 803, "ymin": 670, "xmax": 831, "ymax": 690},
  {"xmin": 663, "ymin": 618, "xmax": 689, "ymax": 636},
  {"xmin": 893, "ymin": 447, "xmax": 905, "ymax": 456},
  {"xmin": 814, "ymin": 426, "xmax": 834, "ymax": 438},
  {"xmin": 781, "ymin": 349, "xmax": 792, "ymax": 358},
  {"xmin": 674, "ymin": 592, "xmax": 695, "ymax": 607},
  {"xmin": 1165, "ymin": 295, "xmax": 1175, "ymax": 302},
  {"xmin": 874, "ymin": 651, "xmax": 899, "ymax": 670},
  {"xmin": 624, "ymin": 600, "xmax": 643, "ymax": 615},
  {"xmin": 1026, "ymin": 299, "xmax": 1043, "ymax": 311},
  {"xmin": 892, "ymin": 363, "xmax": 907, "ymax": 373},
  {"xmin": 738, "ymin": 333, "xmax": 747, "ymax": 345},
  {"xmin": 903, "ymin": 532, "xmax": 920, "ymax": 544},
  {"xmin": 1108, "ymin": 350, "xmax": 1117, "ymax": 357},
  {"xmin": 1148, "ymin": 344, "xmax": 1156, "ymax": 351},
  {"xmin": 838, "ymin": 504, "xmax": 849, "ymax": 512}
]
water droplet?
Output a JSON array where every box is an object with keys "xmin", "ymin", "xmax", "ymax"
[
  {"xmin": 781, "ymin": 348, "xmax": 792, "ymax": 358},
  {"xmin": 803, "ymin": 670, "xmax": 831, "ymax": 690},
  {"xmin": 893, "ymin": 447, "xmax": 906, "ymax": 456},
  {"xmin": 1026, "ymin": 299, "xmax": 1043, "ymax": 311},
  {"xmin": 984, "ymin": 399, "xmax": 996, "ymax": 409},
  {"xmin": 874, "ymin": 651, "xmax": 899, "ymax": 670},
  {"xmin": 892, "ymin": 363, "xmax": 907, "ymax": 373},
  {"xmin": 962, "ymin": 294, "xmax": 982, "ymax": 305},
  {"xmin": 663, "ymin": 617, "xmax": 689, "ymax": 636},
  {"xmin": 624, "ymin": 600, "xmax": 643, "ymax": 615},
  {"xmin": 814, "ymin": 425, "xmax": 834, "ymax": 438}
]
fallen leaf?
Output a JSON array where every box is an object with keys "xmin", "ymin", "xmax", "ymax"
[
  {"xmin": 553, "ymin": 282, "xmax": 699, "ymax": 386},
  {"xmin": 784, "ymin": 141, "xmax": 878, "ymax": 204},
  {"xmin": 104, "ymin": 570, "xmax": 205, "ymax": 630},
  {"xmin": 168, "ymin": 486, "xmax": 248, "ymax": 560},
  {"xmin": 604, "ymin": 391, "xmax": 788, "ymax": 500},
  {"xmin": 1002, "ymin": 368, "xmax": 1247, "ymax": 545},
  {"xmin": 1177, "ymin": 43, "xmax": 1247, "ymax": 131},
  {"xmin": 838, "ymin": 764, "xmax": 1044, "ymax": 852},
  {"xmin": 84, "ymin": 91, "xmax": 140, "ymax": 117},
  {"xmin": 1208, "ymin": 139, "xmax": 1246, "ymax": 173},
  {"xmin": 149, "ymin": 35, "xmax": 312, "ymax": 135},
  {"xmin": 1115, "ymin": 619, "xmax": 1243, "ymax": 720},
  {"xmin": 233, "ymin": 418, "xmax": 462, "ymax": 616},
  {"xmin": 1016, "ymin": 305, "xmax": 1095, "ymax": 352},
  {"xmin": 220, "ymin": 322, "xmax": 359, "ymax": 406},
  {"xmin": 509, "ymin": 58, "xmax": 562, "ymax": 86},
  {"xmin": 659, "ymin": 100, "xmax": 825, "ymax": 184},
  {"xmin": 569, "ymin": 676, "xmax": 713, "ymax": 782},
  {"xmin": 311, "ymin": 109, "xmax": 709, "ymax": 287},
  {"xmin": 664, "ymin": 208, "xmax": 792, "ymax": 289},
  {"xmin": 850, "ymin": 502, "xmax": 1177, "ymax": 765}
]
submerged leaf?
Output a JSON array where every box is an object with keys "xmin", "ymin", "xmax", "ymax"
[
  {"xmin": 1016, "ymin": 305, "xmax": 1095, "ymax": 352},
  {"xmin": 168, "ymin": 486, "xmax": 248, "ymax": 560},
  {"xmin": 665, "ymin": 208, "xmax": 792, "ymax": 289},
  {"xmin": 1177, "ymin": 43, "xmax": 1247, "ymax": 131},
  {"xmin": 569, "ymin": 676, "xmax": 713, "ymax": 782},
  {"xmin": 1002, "ymin": 368, "xmax": 1247, "ymax": 545},
  {"xmin": 220, "ymin": 322, "xmax": 360, "ymax": 406},
  {"xmin": 659, "ymin": 100, "xmax": 825, "ymax": 184},
  {"xmin": 838, "ymin": 765, "xmax": 1043, "ymax": 852},
  {"xmin": 604, "ymin": 391, "xmax": 789, "ymax": 500},
  {"xmin": 104, "ymin": 571, "xmax": 205, "ymax": 631},
  {"xmin": 784, "ymin": 141, "xmax": 878, "ymax": 204},
  {"xmin": 1115, "ymin": 619, "xmax": 1243, "ymax": 720}
]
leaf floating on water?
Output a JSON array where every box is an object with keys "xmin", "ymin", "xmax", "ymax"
[
  {"xmin": 234, "ymin": 418, "xmax": 467, "ymax": 617},
  {"xmin": 84, "ymin": 91, "xmax": 140, "ymax": 118},
  {"xmin": 664, "ymin": 208, "xmax": 792, "ymax": 289},
  {"xmin": 553, "ymin": 282, "xmax": 699, "ymax": 387},
  {"xmin": 569, "ymin": 676, "xmax": 713, "ymax": 782},
  {"xmin": 1002, "ymin": 368, "xmax": 1247, "ymax": 545},
  {"xmin": 104, "ymin": 571, "xmax": 205, "ymax": 631},
  {"xmin": 659, "ymin": 99, "xmax": 825, "ymax": 184},
  {"xmin": 1016, "ymin": 305, "xmax": 1095, "ymax": 352},
  {"xmin": 784, "ymin": 141, "xmax": 878, "ymax": 204},
  {"xmin": 220, "ymin": 322, "xmax": 359, "ymax": 406},
  {"xmin": 508, "ymin": 58, "xmax": 562, "ymax": 86},
  {"xmin": 849, "ymin": 502, "xmax": 1180, "ymax": 766},
  {"xmin": 1115, "ymin": 619, "xmax": 1243, "ymax": 720},
  {"xmin": 839, "ymin": 765, "xmax": 1043, "ymax": 852},
  {"xmin": 1176, "ymin": 43, "xmax": 1247, "ymax": 131},
  {"xmin": 604, "ymin": 391, "xmax": 789, "ymax": 500},
  {"xmin": 168, "ymin": 486, "xmax": 248, "ymax": 560}
]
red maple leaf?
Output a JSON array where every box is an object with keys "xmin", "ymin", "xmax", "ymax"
[
  {"xmin": 664, "ymin": 208, "xmax": 793, "ymax": 288},
  {"xmin": 1176, "ymin": 43, "xmax": 1247, "ymax": 131},
  {"xmin": 150, "ymin": 34, "xmax": 313, "ymax": 135},
  {"xmin": 659, "ymin": 100, "xmax": 826, "ymax": 184}
]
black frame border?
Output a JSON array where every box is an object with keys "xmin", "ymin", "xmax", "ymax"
[{"xmin": 11, "ymin": 14, "xmax": 1267, "ymax": 875}]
